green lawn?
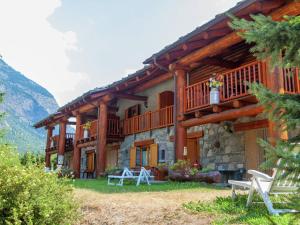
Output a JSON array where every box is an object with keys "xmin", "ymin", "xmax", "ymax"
[
  {"xmin": 184, "ymin": 194, "xmax": 299, "ymax": 225},
  {"xmin": 72, "ymin": 178, "xmax": 224, "ymax": 193}
]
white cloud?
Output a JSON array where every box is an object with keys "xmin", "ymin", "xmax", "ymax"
[{"xmin": 0, "ymin": 0, "xmax": 89, "ymax": 105}]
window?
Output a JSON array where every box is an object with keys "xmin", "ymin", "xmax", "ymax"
[
  {"xmin": 159, "ymin": 91, "xmax": 174, "ymax": 109},
  {"xmin": 159, "ymin": 149, "xmax": 166, "ymax": 163},
  {"xmin": 125, "ymin": 104, "xmax": 140, "ymax": 119},
  {"xmin": 136, "ymin": 146, "xmax": 149, "ymax": 167}
]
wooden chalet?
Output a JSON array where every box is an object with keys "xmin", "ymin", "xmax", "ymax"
[{"xmin": 34, "ymin": 0, "xmax": 300, "ymax": 180}]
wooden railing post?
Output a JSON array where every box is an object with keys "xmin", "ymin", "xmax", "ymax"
[
  {"xmin": 73, "ymin": 112, "xmax": 82, "ymax": 178},
  {"xmin": 58, "ymin": 119, "xmax": 67, "ymax": 168},
  {"xmin": 175, "ymin": 69, "xmax": 187, "ymax": 161},
  {"xmin": 97, "ymin": 101, "xmax": 108, "ymax": 176},
  {"xmin": 45, "ymin": 126, "xmax": 53, "ymax": 169}
]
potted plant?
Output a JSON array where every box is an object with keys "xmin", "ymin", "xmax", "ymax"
[
  {"xmin": 83, "ymin": 121, "xmax": 92, "ymax": 138},
  {"xmin": 207, "ymin": 74, "xmax": 223, "ymax": 105},
  {"xmin": 155, "ymin": 163, "xmax": 169, "ymax": 181}
]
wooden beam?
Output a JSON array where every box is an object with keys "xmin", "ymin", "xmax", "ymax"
[
  {"xmin": 182, "ymin": 104, "xmax": 263, "ymax": 128},
  {"xmin": 202, "ymin": 57, "xmax": 238, "ymax": 69},
  {"xmin": 232, "ymin": 100, "xmax": 244, "ymax": 108},
  {"xmin": 133, "ymin": 72, "xmax": 172, "ymax": 93},
  {"xmin": 195, "ymin": 111, "xmax": 203, "ymax": 118},
  {"xmin": 134, "ymin": 139, "xmax": 154, "ymax": 147},
  {"xmin": 234, "ymin": 119, "xmax": 269, "ymax": 132},
  {"xmin": 77, "ymin": 141, "xmax": 97, "ymax": 149},
  {"xmin": 212, "ymin": 105, "xmax": 222, "ymax": 113},
  {"xmin": 115, "ymin": 93, "xmax": 147, "ymax": 101},
  {"xmin": 178, "ymin": 2, "xmax": 300, "ymax": 66},
  {"xmin": 170, "ymin": 130, "xmax": 204, "ymax": 142}
]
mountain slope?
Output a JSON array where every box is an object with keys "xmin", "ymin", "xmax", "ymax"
[{"xmin": 0, "ymin": 59, "xmax": 59, "ymax": 152}]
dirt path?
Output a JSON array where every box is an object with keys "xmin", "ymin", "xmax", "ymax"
[{"xmin": 75, "ymin": 188, "xmax": 231, "ymax": 225}]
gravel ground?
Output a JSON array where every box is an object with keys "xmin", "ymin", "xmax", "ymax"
[{"xmin": 75, "ymin": 188, "xmax": 231, "ymax": 225}]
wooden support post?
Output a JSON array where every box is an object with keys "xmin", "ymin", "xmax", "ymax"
[
  {"xmin": 97, "ymin": 102, "xmax": 108, "ymax": 175},
  {"xmin": 265, "ymin": 61, "xmax": 288, "ymax": 145},
  {"xmin": 58, "ymin": 120, "xmax": 67, "ymax": 166},
  {"xmin": 45, "ymin": 127, "xmax": 53, "ymax": 169},
  {"xmin": 73, "ymin": 113, "xmax": 82, "ymax": 178},
  {"xmin": 175, "ymin": 69, "xmax": 187, "ymax": 161}
]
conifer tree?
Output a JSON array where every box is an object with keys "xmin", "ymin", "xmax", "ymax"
[{"xmin": 230, "ymin": 14, "xmax": 300, "ymax": 215}]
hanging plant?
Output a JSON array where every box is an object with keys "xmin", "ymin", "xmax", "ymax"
[{"xmin": 83, "ymin": 121, "xmax": 92, "ymax": 130}]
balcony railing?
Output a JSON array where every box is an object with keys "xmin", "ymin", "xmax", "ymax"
[
  {"xmin": 220, "ymin": 61, "xmax": 263, "ymax": 101},
  {"xmin": 47, "ymin": 133, "xmax": 75, "ymax": 152},
  {"xmin": 283, "ymin": 67, "xmax": 300, "ymax": 94},
  {"xmin": 78, "ymin": 118, "xmax": 122, "ymax": 142},
  {"xmin": 185, "ymin": 61, "xmax": 265, "ymax": 112},
  {"xmin": 122, "ymin": 105, "xmax": 174, "ymax": 135}
]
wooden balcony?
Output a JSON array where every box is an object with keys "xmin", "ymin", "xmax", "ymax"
[
  {"xmin": 185, "ymin": 61, "xmax": 264, "ymax": 113},
  {"xmin": 283, "ymin": 67, "xmax": 300, "ymax": 94},
  {"xmin": 122, "ymin": 105, "xmax": 174, "ymax": 135},
  {"xmin": 77, "ymin": 118, "xmax": 123, "ymax": 145},
  {"xmin": 46, "ymin": 133, "xmax": 75, "ymax": 153}
]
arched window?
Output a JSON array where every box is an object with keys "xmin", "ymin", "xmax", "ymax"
[{"xmin": 158, "ymin": 91, "xmax": 174, "ymax": 109}]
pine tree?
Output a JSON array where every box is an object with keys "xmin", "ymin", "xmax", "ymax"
[{"xmin": 230, "ymin": 14, "xmax": 300, "ymax": 216}]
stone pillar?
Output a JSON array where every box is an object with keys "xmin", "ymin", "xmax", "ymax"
[
  {"xmin": 73, "ymin": 112, "xmax": 82, "ymax": 178},
  {"xmin": 45, "ymin": 127, "xmax": 53, "ymax": 169},
  {"xmin": 175, "ymin": 69, "xmax": 187, "ymax": 160},
  {"xmin": 58, "ymin": 120, "xmax": 67, "ymax": 167},
  {"xmin": 97, "ymin": 102, "xmax": 108, "ymax": 175},
  {"xmin": 265, "ymin": 61, "xmax": 288, "ymax": 145}
]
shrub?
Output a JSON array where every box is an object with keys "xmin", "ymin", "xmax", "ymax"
[
  {"xmin": 20, "ymin": 151, "xmax": 45, "ymax": 166},
  {"xmin": 170, "ymin": 160, "xmax": 191, "ymax": 174},
  {"xmin": 0, "ymin": 144, "xmax": 79, "ymax": 225}
]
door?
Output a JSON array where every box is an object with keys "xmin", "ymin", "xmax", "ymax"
[
  {"xmin": 245, "ymin": 129, "xmax": 266, "ymax": 172},
  {"xmin": 86, "ymin": 152, "xmax": 95, "ymax": 173},
  {"xmin": 187, "ymin": 138, "xmax": 200, "ymax": 165},
  {"xmin": 106, "ymin": 148, "xmax": 118, "ymax": 167}
]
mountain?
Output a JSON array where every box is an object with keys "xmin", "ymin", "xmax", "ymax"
[{"xmin": 0, "ymin": 58, "xmax": 59, "ymax": 152}]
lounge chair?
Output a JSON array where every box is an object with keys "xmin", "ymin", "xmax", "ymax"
[
  {"xmin": 136, "ymin": 167, "xmax": 153, "ymax": 186},
  {"xmin": 229, "ymin": 160, "xmax": 299, "ymax": 215},
  {"xmin": 107, "ymin": 167, "xmax": 134, "ymax": 186}
]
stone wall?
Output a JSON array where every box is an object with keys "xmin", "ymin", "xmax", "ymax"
[
  {"xmin": 118, "ymin": 126, "xmax": 174, "ymax": 167},
  {"xmin": 188, "ymin": 114, "xmax": 266, "ymax": 171}
]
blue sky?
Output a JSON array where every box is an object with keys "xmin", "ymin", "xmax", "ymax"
[{"xmin": 0, "ymin": 0, "xmax": 240, "ymax": 105}]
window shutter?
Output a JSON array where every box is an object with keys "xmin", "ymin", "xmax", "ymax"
[
  {"xmin": 129, "ymin": 147, "xmax": 136, "ymax": 168},
  {"xmin": 149, "ymin": 143, "xmax": 158, "ymax": 167}
]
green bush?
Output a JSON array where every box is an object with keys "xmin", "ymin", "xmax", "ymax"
[
  {"xmin": 19, "ymin": 151, "xmax": 45, "ymax": 166},
  {"xmin": 0, "ymin": 144, "xmax": 79, "ymax": 225}
]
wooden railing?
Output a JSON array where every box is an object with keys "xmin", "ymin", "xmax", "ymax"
[
  {"xmin": 78, "ymin": 118, "xmax": 122, "ymax": 140},
  {"xmin": 107, "ymin": 118, "xmax": 121, "ymax": 137},
  {"xmin": 122, "ymin": 105, "xmax": 174, "ymax": 135},
  {"xmin": 185, "ymin": 78, "xmax": 210, "ymax": 111},
  {"xmin": 185, "ymin": 61, "xmax": 264, "ymax": 112},
  {"xmin": 47, "ymin": 133, "xmax": 75, "ymax": 151},
  {"xmin": 283, "ymin": 67, "xmax": 300, "ymax": 94},
  {"xmin": 220, "ymin": 61, "xmax": 263, "ymax": 101}
]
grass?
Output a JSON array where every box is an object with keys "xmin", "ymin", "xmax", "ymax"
[
  {"xmin": 72, "ymin": 178, "xmax": 224, "ymax": 193},
  {"xmin": 184, "ymin": 194, "xmax": 299, "ymax": 225}
]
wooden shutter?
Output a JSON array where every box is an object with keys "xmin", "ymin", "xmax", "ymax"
[
  {"xmin": 149, "ymin": 143, "xmax": 158, "ymax": 167},
  {"xmin": 129, "ymin": 147, "xmax": 136, "ymax": 168},
  {"xmin": 87, "ymin": 152, "xmax": 95, "ymax": 172}
]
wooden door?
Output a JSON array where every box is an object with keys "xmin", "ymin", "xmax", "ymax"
[
  {"xmin": 245, "ymin": 129, "xmax": 265, "ymax": 172},
  {"xmin": 106, "ymin": 149, "xmax": 118, "ymax": 167},
  {"xmin": 187, "ymin": 138, "xmax": 200, "ymax": 165},
  {"xmin": 86, "ymin": 152, "xmax": 95, "ymax": 172}
]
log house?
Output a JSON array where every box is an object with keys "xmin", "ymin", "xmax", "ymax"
[{"xmin": 34, "ymin": 0, "xmax": 300, "ymax": 180}]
